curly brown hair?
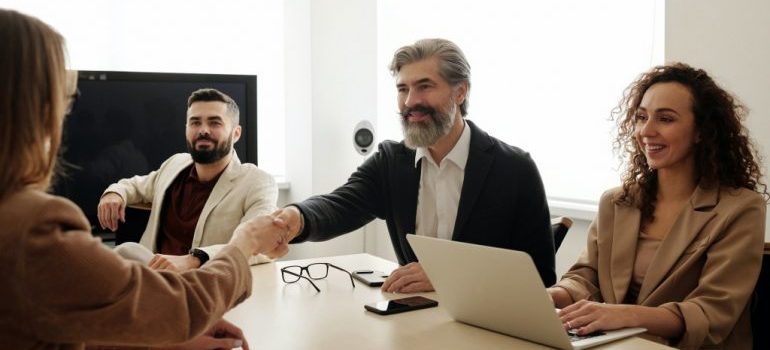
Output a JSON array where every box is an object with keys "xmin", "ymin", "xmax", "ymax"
[{"xmin": 612, "ymin": 62, "xmax": 768, "ymax": 222}]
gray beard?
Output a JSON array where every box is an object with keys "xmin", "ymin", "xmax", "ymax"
[{"xmin": 401, "ymin": 105, "xmax": 455, "ymax": 149}]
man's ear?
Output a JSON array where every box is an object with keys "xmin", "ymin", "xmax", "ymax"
[
  {"xmin": 232, "ymin": 125, "xmax": 242, "ymax": 143},
  {"xmin": 454, "ymin": 81, "xmax": 468, "ymax": 106}
]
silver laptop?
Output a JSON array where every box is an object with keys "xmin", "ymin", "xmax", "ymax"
[{"xmin": 406, "ymin": 235, "xmax": 646, "ymax": 350}]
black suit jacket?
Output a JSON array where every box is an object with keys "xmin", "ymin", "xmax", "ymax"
[{"xmin": 293, "ymin": 120, "xmax": 556, "ymax": 286}]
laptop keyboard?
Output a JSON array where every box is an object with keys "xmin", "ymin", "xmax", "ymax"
[{"xmin": 567, "ymin": 329, "xmax": 606, "ymax": 342}]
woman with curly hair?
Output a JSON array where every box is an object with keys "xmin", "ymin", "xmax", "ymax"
[{"xmin": 547, "ymin": 63, "xmax": 767, "ymax": 349}]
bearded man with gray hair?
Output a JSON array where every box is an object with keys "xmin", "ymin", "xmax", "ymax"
[{"xmin": 272, "ymin": 38, "xmax": 555, "ymax": 292}]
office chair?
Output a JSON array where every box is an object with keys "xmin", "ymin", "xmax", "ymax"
[
  {"xmin": 551, "ymin": 216, "xmax": 573, "ymax": 252},
  {"xmin": 752, "ymin": 242, "xmax": 770, "ymax": 350}
]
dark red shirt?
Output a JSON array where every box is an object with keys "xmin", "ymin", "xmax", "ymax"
[{"xmin": 157, "ymin": 165, "xmax": 224, "ymax": 255}]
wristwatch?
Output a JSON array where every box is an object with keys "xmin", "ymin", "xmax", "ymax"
[{"xmin": 189, "ymin": 248, "xmax": 210, "ymax": 267}]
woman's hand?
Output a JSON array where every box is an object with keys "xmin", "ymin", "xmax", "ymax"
[
  {"xmin": 557, "ymin": 300, "xmax": 636, "ymax": 336},
  {"xmin": 546, "ymin": 287, "xmax": 573, "ymax": 309}
]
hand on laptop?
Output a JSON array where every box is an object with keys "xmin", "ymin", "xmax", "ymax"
[
  {"xmin": 546, "ymin": 286, "xmax": 573, "ymax": 309},
  {"xmin": 381, "ymin": 262, "xmax": 434, "ymax": 293},
  {"xmin": 557, "ymin": 300, "xmax": 633, "ymax": 336}
]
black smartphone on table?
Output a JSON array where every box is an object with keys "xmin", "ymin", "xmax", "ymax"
[
  {"xmin": 352, "ymin": 270, "xmax": 389, "ymax": 287},
  {"xmin": 364, "ymin": 296, "xmax": 438, "ymax": 315}
]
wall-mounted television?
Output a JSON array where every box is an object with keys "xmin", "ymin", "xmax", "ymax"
[{"xmin": 53, "ymin": 71, "xmax": 257, "ymax": 243}]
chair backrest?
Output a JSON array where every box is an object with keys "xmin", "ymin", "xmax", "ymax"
[
  {"xmin": 551, "ymin": 216, "xmax": 573, "ymax": 252},
  {"xmin": 752, "ymin": 242, "xmax": 770, "ymax": 350}
]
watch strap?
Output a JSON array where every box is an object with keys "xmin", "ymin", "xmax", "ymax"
[{"xmin": 189, "ymin": 248, "xmax": 210, "ymax": 266}]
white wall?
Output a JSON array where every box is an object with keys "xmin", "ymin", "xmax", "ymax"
[
  {"xmin": 666, "ymin": 0, "xmax": 770, "ymax": 241},
  {"xmin": 279, "ymin": 0, "xmax": 380, "ymax": 260}
]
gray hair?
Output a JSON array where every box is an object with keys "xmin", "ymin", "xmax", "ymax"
[
  {"xmin": 389, "ymin": 38, "xmax": 471, "ymax": 116},
  {"xmin": 187, "ymin": 88, "xmax": 240, "ymax": 125}
]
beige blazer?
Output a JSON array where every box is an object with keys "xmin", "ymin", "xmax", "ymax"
[
  {"xmin": 0, "ymin": 189, "xmax": 252, "ymax": 349},
  {"xmin": 556, "ymin": 186, "xmax": 766, "ymax": 349},
  {"xmin": 105, "ymin": 152, "xmax": 277, "ymax": 262}
]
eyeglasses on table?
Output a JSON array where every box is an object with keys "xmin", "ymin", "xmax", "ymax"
[{"xmin": 280, "ymin": 262, "xmax": 356, "ymax": 292}]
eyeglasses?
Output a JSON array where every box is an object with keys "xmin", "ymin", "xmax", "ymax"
[
  {"xmin": 280, "ymin": 263, "xmax": 356, "ymax": 292},
  {"xmin": 65, "ymin": 88, "xmax": 81, "ymax": 116}
]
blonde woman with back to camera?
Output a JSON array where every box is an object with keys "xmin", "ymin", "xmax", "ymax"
[
  {"xmin": 547, "ymin": 63, "xmax": 767, "ymax": 349},
  {"xmin": 0, "ymin": 9, "xmax": 289, "ymax": 349}
]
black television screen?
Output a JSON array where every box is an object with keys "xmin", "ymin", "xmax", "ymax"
[{"xmin": 53, "ymin": 71, "xmax": 257, "ymax": 243}]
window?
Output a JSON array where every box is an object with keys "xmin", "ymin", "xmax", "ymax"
[{"xmin": 377, "ymin": 0, "xmax": 664, "ymax": 209}]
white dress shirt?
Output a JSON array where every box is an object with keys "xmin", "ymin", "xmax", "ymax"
[{"xmin": 414, "ymin": 120, "xmax": 471, "ymax": 240}]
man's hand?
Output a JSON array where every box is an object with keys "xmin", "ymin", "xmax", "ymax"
[
  {"xmin": 381, "ymin": 262, "xmax": 434, "ymax": 293},
  {"xmin": 229, "ymin": 215, "xmax": 288, "ymax": 258},
  {"xmin": 262, "ymin": 207, "xmax": 303, "ymax": 259},
  {"xmin": 148, "ymin": 254, "xmax": 201, "ymax": 272},
  {"xmin": 263, "ymin": 241, "xmax": 289, "ymax": 260},
  {"xmin": 271, "ymin": 207, "xmax": 303, "ymax": 241},
  {"xmin": 164, "ymin": 318, "xmax": 249, "ymax": 350},
  {"xmin": 97, "ymin": 192, "xmax": 125, "ymax": 232},
  {"xmin": 148, "ymin": 254, "xmax": 179, "ymax": 272}
]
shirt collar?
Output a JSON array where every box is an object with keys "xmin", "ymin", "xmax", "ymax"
[
  {"xmin": 187, "ymin": 163, "xmax": 226, "ymax": 185},
  {"xmin": 187, "ymin": 164, "xmax": 200, "ymax": 180},
  {"xmin": 414, "ymin": 119, "xmax": 471, "ymax": 170}
]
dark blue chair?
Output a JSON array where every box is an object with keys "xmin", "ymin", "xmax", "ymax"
[{"xmin": 551, "ymin": 216, "xmax": 573, "ymax": 252}]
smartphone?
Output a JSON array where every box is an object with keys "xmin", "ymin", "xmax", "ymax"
[
  {"xmin": 352, "ymin": 270, "xmax": 389, "ymax": 287},
  {"xmin": 364, "ymin": 296, "xmax": 438, "ymax": 315}
]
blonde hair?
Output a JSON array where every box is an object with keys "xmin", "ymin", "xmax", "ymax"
[{"xmin": 0, "ymin": 9, "xmax": 68, "ymax": 200}]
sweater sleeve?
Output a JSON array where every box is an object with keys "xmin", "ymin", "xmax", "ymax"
[
  {"xmin": 20, "ymin": 197, "xmax": 252, "ymax": 347},
  {"xmin": 554, "ymin": 216, "xmax": 602, "ymax": 302},
  {"xmin": 553, "ymin": 190, "xmax": 617, "ymax": 302},
  {"xmin": 292, "ymin": 143, "xmax": 387, "ymax": 243}
]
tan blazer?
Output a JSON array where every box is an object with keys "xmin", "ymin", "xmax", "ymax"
[
  {"xmin": 0, "ymin": 189, "xmax": 252, "ymax": 349},
  {"xmin": 556, "ymin": 186, "xmax": 766, "ymax": 349},
  {"xmin": 105, "ymin": 152, "xmax": 277, "ymax": 262}
]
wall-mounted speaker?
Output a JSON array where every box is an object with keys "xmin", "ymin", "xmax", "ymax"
[{"xmin": 353, "ymin": 120, "xmax": 376, "ymax": 156}]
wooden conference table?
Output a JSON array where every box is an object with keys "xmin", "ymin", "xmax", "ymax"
[{"xmin": 225, "ymin": 253, "xmax": 673, "ymax": 350}]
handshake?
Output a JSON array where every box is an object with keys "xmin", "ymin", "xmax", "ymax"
[{"xmin": 228, "ymin": 206, "xmax": 304, "ymax": 260}]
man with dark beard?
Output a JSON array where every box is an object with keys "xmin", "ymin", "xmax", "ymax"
[
  {"xmin": 271, "ymin": 38, "xmax": 555, "ymax": 293},
  {"xmin": 98, "ymin": 88, "xmax": 278, "ymax": 270}
]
